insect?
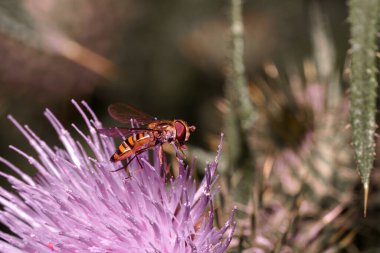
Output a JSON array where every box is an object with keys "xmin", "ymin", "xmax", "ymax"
[{"xmin": 98, "ymin": 103, "xmax": 196, "ymax": 173}]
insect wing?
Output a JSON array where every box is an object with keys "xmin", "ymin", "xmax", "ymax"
[
  {"xmin": 98, "ymin": 127, "xmax": 153, "ymax": 138},
  {"xmin": 108, "ymin": 103, "xmax": 155, "ymax": 124}
]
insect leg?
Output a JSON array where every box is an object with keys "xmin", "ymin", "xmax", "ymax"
[
  {"xmin": 110, "ymin": 154, "xmax": 139, "ymax": 173},
  {"xmin": 110, "ymin": 146, "xmax": 151, "ymax": 175},
  {"xmin": 173, "ymin": 142, "xmax": 186, "ymax": 159},
  {"xmin": 124, "ymin": 147, "xmax": 154, "ymax": 178},
  {"xmin": 158, "ymin": 145, "xmax": 165, "ymax": 175},
  {"xmin": 135, "ymin": 154, "xmax": 143, "ymax": 168}
]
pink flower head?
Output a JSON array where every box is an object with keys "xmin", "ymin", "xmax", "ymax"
[{"xmin": 0, "ymin": 100, "xmax": 235, "ymax": 253}]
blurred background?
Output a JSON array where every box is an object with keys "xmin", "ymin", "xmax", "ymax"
[
  {"xmin": 0, "ymin": 0, "xmax": 348, "ymax": 152},
  {"xmin": 4, "ymin": 0, "xmax": 380, "ymax": 252}
]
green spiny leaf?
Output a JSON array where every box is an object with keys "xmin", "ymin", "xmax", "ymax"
[{"xmin": 348, "ymin": 0, "xmax": 379, "ymax": 217}]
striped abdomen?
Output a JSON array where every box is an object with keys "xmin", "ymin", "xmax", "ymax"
[{"xmin": 110, "ymin": 132, "xmax": 152, "ymax": 162}]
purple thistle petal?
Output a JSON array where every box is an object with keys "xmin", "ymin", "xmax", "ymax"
[{"xmin": 0, "ymin": 101, "xmax": 235, "ymax": 252}]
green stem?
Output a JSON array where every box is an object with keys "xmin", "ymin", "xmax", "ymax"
[
  {"xmin": 229, "ymin": 0, "xmax": 255, "ymax": 131},
  {"xmin": 223, "ymin": 0, "xmax": 257, "ymax": 224}
]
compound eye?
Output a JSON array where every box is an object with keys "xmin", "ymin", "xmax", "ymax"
[{"xmin": 175, "ymin": 121, "xmax": 186, "ymax": 144}]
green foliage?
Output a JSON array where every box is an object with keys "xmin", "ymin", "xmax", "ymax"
[
  {"xmin": 221, "ymin": 1, "xmax": 380, "ymax": 251},
  {"xmin": 348, "ymin": 0, "xmax": 379, "ymax": 212}
]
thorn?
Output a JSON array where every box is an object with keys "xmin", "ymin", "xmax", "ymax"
[{"xmin": 364, "ymin": 181, "xmax": 369, "ymax": 218}]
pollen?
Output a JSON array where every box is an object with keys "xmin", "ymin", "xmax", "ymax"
[{"xmin": 47, "ymin": 242, "xmax": 54, "ymax": 251}]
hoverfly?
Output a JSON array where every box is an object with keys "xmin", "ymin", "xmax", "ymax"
[{"xmin": 98, "ymin": 103, "xmax": 196, "ymax": 173}]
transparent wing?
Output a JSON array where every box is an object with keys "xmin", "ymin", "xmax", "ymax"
[
  {"xmin": 108, "ymin": 103, "xmax": 155, "ymax": 124},
  {"xmin": 97, "ymin": 127, "xmax": 155, "ymax": 138}
]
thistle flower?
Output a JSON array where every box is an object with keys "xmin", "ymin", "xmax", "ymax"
[
  {"xmin": 224, "ymin": 61, "xmax": 358, "ymax": 252},
  {"xmin": 249, "ymin": 63, "xmax": 356, "ymax": 203},
  {"xmin": 0, "ymin": 100, "xmax": 235, "ymax": 253}
]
